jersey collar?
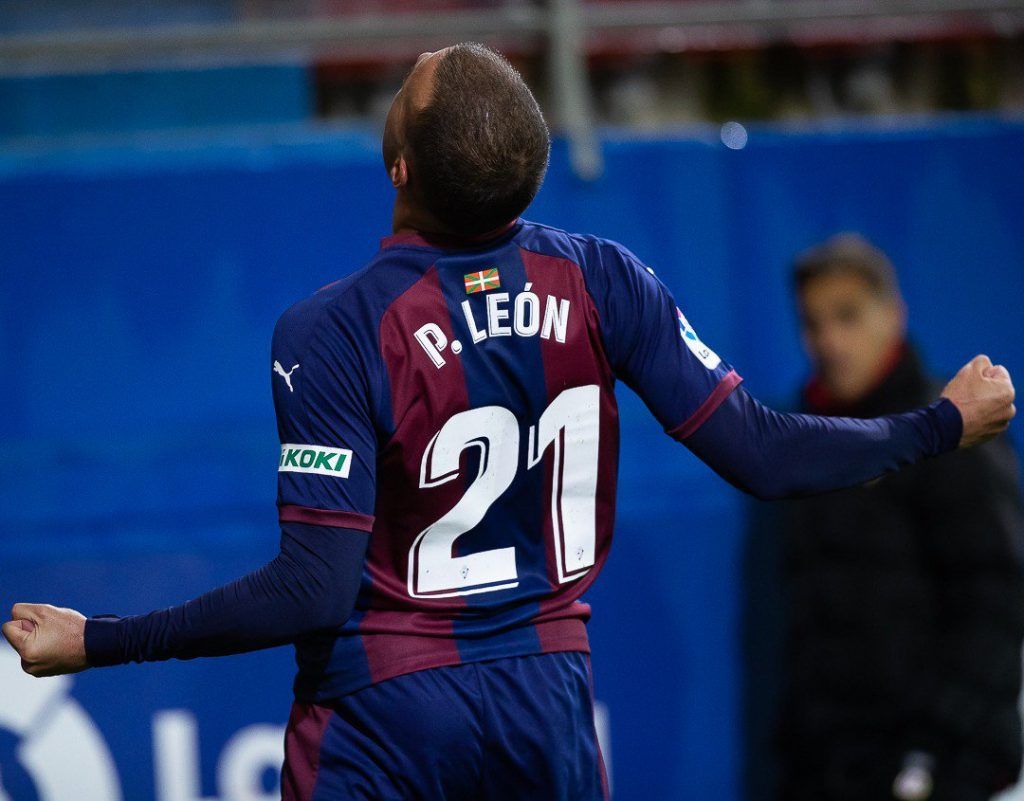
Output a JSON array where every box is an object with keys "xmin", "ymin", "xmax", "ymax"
[{"xmin": 380, "ymin": 218, "xmax": 523, "ymax": 251}]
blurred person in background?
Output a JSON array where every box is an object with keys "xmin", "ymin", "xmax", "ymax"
[{"xmin": 777, "ymin": 234, "xmax": 1024, "ymax": 801}]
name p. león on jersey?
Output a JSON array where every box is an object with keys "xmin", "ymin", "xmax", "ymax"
[{"xmin": 415, "ymin": 282, "xmax": 571, "ymax": 369}]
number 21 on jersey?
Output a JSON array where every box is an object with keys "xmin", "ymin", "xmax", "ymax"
[{"xmin": 408, "ymin": 384, "xmax": 600, "ymax": 598}]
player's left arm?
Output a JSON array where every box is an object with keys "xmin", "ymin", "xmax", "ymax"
[
  {"xmin": 683, "ymin": 356, "xmax": 1013, "ymax": 500},
  {"xmin": 2, "ymin": 297, "xmax": 380, "ymax": 677},
  {"xmin": 587, "ymin": 242, "xmax": 1012, "ymax": 500}
]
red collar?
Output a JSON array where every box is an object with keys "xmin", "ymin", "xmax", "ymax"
[{"xmin": 380, "ymin": 218, "xmax": 521, "ymax": 250}]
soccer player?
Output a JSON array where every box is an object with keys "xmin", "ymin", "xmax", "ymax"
[{"xmin": 3, "ymin": 44, "xmax": 1015, "ymax": 801}]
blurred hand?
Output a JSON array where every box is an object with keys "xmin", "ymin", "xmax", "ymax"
[
  {"xmin": 1, "ymin": 603, "xmax": 88, "ymax": 677},
  {"xmin": 942, "ymin": 355, "xmax": 1016, "ymax": 448}
]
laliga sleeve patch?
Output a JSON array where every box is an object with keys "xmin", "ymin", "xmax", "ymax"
[
  {"xmin": 279, "ymin": 444, "xmax": 353, "ymax": 478},
  {"xmin": 676, "ymin": 308, "xmax": 721, "ymax": 370}
]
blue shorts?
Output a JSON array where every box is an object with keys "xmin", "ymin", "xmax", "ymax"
[{"xmin": 281, "ymin": 651, "xmax": 609, "ymax": 801}]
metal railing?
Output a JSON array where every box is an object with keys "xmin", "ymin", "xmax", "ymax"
[{"xmin": 2, "ymin": 0, "xmax": 1022, "ymax": 177}]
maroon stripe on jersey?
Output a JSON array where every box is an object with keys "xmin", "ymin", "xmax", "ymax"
[
  {"xmin": 531, "ymin": 616, "xmax": 590, "ymax": 651},
  {"xmin": 521, "ymin": 247, "xmax": 619, "ymax": 652},
  {"xmin": 278, "ymin": 504, "xmax": 374, "ymax": 532},
  {"xmin": 364, "ymin": 265, "xmax": 468, "ymax": 682},
  {"xmin": 281, "ymin": 701, "xmax": 333, "ymax": 801},
  {"xmin": 666, "ymin": 369, "xmax": 743, "ymax": 440}
]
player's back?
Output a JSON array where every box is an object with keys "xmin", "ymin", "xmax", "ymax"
[{"xmin": 271, "ymin": 217, "xmax": 738, "ymax": 700}]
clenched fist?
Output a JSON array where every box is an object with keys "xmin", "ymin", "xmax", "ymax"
[
  {"xmin": 1, "ymin": 603, "xmax": 89, "ymax": 677},
  {"xmin": 942, "ymin": 354, "xmax": 1016, "ymax": 448}
]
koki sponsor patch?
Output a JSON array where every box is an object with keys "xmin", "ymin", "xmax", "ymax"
[{"xmin": 278, "ymin": 444, "xmax": 353, "ymax": 478}]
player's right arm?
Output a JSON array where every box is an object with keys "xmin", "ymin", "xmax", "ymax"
[
  {"xmin": 584, "ymin": 242, "xmax": 1014, "ymax": 500},
  {"xmin": 3, "ymin": 296, "xmax": 378, "ymax": 676},
  {"xmin": 79, "ymin": 296, "xmax": 381, "ymax": 667}
]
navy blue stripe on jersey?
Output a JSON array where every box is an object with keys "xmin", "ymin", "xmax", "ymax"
[{"xmin": 433, "ymin": 244, "xmax": 548, "ymax": 659}]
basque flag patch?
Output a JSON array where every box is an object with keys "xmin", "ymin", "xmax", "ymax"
[{"xmin": 464, "ymin": 268, "xmax": 501, "ymax": 294}]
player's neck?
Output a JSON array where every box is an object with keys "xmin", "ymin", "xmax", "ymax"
[{"xmin": 390, "ymin": 193, "xmax": 458, "ymax": 238}]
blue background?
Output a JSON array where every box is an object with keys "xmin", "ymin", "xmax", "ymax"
[{"xmin": 1, "ymin": 116, "xmax": 1022, "ymax": 800}]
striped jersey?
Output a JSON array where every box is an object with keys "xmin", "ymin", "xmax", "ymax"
[{"xmin": 271, "ymin": 217, "xmax": 741, "ymax": 700}]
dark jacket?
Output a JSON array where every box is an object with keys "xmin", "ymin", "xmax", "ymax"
[{"xmin": 776, "ymin": 344, "xmax": 1024, "ymax": 801}]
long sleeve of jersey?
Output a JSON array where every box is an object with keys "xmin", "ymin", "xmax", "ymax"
[
  {"xmin": 582, "ymin": 240, "xmax": 962, "ymax": 498},
  {"xmin": 84, "ymin": 522, "xmax": 367, "ymax": 665},
  {"xmin": 682, "ymin": 385, "xmax": 962, "ymax": 499},
  {"xmin": 85, "ymin": 290, "xmax": 380, "ymax": 666}
]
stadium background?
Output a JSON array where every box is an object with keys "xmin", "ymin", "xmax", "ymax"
[{"xmin": 1, "ymin": 3, "xmax": 1023, "ymax": 800}]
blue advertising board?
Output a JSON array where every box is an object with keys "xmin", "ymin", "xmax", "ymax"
[{"xmin": 2, "ymin": 116, "xmax": 1023, "ymax": 800}]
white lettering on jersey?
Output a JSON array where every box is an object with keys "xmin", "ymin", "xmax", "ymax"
[
  {"xmin": 414, "ymin": 323, "xmax": 449, "ymax": 369},
  {"xmin": 462, "ymin": 300, "xmax": 487, "ymax": 344},
  {"xmin": 486, "ymin": 292, "xmax": 512, "ymax": 337},
  {"xmin": 513, "ymin": 288, "xmax": 540, "ymax": 336},
  {"xmin": 540, "ymin": 296, "xmax": 570, "ymax": 343},
  {"xmin": 416, "ymin": 284, "xmax": 572, "ymax": 368}
]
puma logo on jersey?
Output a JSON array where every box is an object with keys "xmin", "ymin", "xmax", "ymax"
[
  {"xmin": 413, "ymin": 283, "xmax": 571, "ymax": 369},
  {"xmin": 274, "ymin": 360, "xmax": 300, "ymax": 392}
]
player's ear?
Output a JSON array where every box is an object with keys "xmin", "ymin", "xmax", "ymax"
[{"xmin": 390, "ymin": 156, "xmax": 408, "ymax": 188}]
